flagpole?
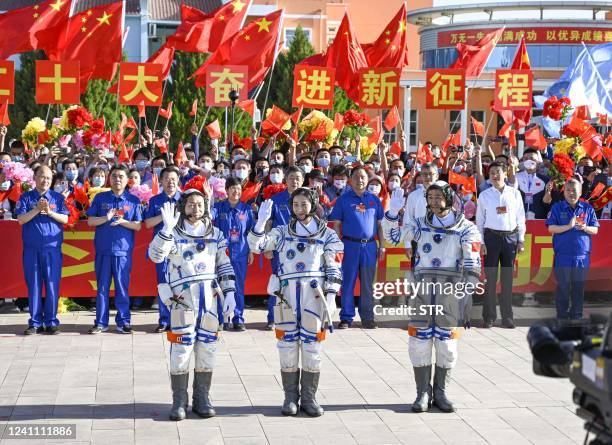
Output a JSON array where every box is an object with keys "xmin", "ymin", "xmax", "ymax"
[
  {"xmin": 196, "ymin": 106, "xmax": 211, "ymax": 139},
  {"xmin": 233, "ymin": 83, "xmax": 264, "ymax": 130},
  {"xmin": 153, "ymin": 79, "xmax": 168, "ymax": 134},
  {"xmin": 580, "ymin": 41, "xmax": 612, "ymax": 110},
  {"xmin": 45, "ymin": 104, "xmax": 52, "ymax": 125}
]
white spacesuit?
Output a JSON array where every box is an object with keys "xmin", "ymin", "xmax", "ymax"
[
  {"xmin": 247, "ymin": 188, "xmax": 343, "ymax": 417},
  {"xmin": 383, "ymin": 182, "xmax": 481, "ymax": 413},
  {"xmin": 148, "ymin": 189, "xmax": 236, "ymax": 421}
]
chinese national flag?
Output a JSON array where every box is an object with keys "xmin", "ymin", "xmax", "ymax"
[
  {"xmin": 154, "ymin": 138, "xmax": 168, "ymax": 153},
  {"xmin": 192, "ymin": 10, "xmax": 283, "ymax": 90},
  {"xmin": 333, "ymin": 112, "xmax": 344, "ymax": 132},
  {"xmin": 0, "ymin": 0, "xmax": 70, "ymax": 59},
  {"xmin": 158, "ymin": 101, "xmax": 173, "ymax": 119},
  {"xmin": 238, "ymin": 99, "xmax": 255, "ymax": 118},
  {"xmin": 574, "ymin": 105, "xmax": 591, "ymax": 120},
  {"xmin": 35, "ymin": 60, "xmax": 80, "ymax": 104},
  {"xmin": 362, "ymin": 3, "xmax": 409, "ymax": 70},
  {"xmin": 41, "ymin": 1, "xmax": 123, "ymax": 92},
  {"xmin": 175, "ymin": 141, "xmax": 187, "ymax": 166},
  {"xmin": 137, "ymin": 101, "xmax": 146, "ymax": 118},
  {"xmin": 451, "ymin": 28, "xmax": 504, "ymax": 78},
  {"xmin": 384, "ymin": 106, "xmax": 400, "ymax": 132},
  {"xmin": 449, "ymin": 171, "xmax": 476, "ymax": 195},
  {"xmin": 305, "ymin": 121, "xmax": 328, "ymax": 142},
  {"xmin": 390, "ymin": 142, "xmax": 402, "ymax": 157},
  {"xmin": 166, "ymin": 1, "xmax": 250, "ymax": 53},
  {"xmin": 147, "ymin": 44, "xmax": 175, "ymax": 80},
  {"xmin": 510, "ymin": 36, "xmax": 532, "ymax": 129},
  {"xmin": 118, "ymin": 144, "xmax": 131, "ymax": 164},
  {"xmin": 290, "ymin": 105, "xmax": 303, "ymax": 124},
  {"xmin": 0, "ymin": 102, "xmax": 10, "ymax": 126},
  {"xmin": 524, "ymin": 126, "xmax": 547, "ymax": 150},
  {"xmin": 508, "ymin": 130, "xmax": 517, "ymax": 147},
  {"xmin": 498, "ymin": 121, "xmax": 512, "ymax": 137},
  {"xmin": 206, "ymin": 119, "xmax": 222, "ymax": 139},
  {"xmin": 450, "ymin": 129, "xmax": 462, "ymax": 146},
  {"xmin": 151, "ymin": 171, "xmax": 160, "ymax": 195},
  {"xmin": 189, "ymin": 99, "xmax": 198, "ymax": 117},
  {"xmin": 417, "ymin": 142, "xmax": 434, "ymax": 164},
  {"xmin": 260, "ymin": 105, "xmax": 290, "ymax": 136},
  {"xmin": 368, "ymin": 115, "xmax": 383, "ymax": 145},
  {"xmin": 470, "ymin": 116, "xmax": 484, "ymax": 137}
]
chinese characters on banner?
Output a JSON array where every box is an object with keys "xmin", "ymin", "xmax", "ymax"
[
  {"xmin": 358, "ymin": 68, "xmax": 400, "ymax": 109},
  {"xmin": 292, "ymin": 65, "xmax": 335, "ymax": 109},
  {"xmin": 438, "ymin": 27, "xmax": 612, "ymax": 46},
  {"xmin": 118, "ymin": 62, "xmax": 163, "ymax": 106},
  {"xmin": 35, "ymin": 60, "xmax": 80, "ymax": 105},
  {"xmin": 0, "ymin": 61, "xmax": 15, "ymax": 104},
  {"xmin": 205, "ymin": 65, "xmax": 248, "ymax": 107},
  {"xmin": 494, "ymin": 69, "xmax": 533, "ymax": 111},
  {"xmin": 426, "ymin": 68, "xmax": 465, "ymax": 110}
]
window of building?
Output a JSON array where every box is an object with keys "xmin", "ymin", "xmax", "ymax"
[
  {"xmin": 327, "ymin": 22, "xmax": 339, "ymax": 46},
  {"xmin": 449, "ymin": 111, "xmax": 462, "ymax": 135},
  {"xmin": 284, "ymin": 28, "xmax": 312, "ymax": 49},
  {"xmin": 409, "ymin": 109, "xmax": 418, "ymax": 147}
]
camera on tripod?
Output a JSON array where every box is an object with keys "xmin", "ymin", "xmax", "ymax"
[{"xmin": 528, "ymin": 314, "xmax": 612, "ymax": 444}]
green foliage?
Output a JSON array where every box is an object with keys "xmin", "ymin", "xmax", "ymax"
[{"xmin": 10, "ymin": 51, "xmax": 47, "ymax": 141}]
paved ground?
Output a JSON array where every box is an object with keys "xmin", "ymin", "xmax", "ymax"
[{"xmin": 0, "ymin": 308, "xmax": 587, "ymax": 445}]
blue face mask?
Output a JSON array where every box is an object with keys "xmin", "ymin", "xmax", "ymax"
[
  {"xmin": 65, "ymin": 170, "xmax": 78, "ymax": 181},
  {"xmin": 91, "ymin": 177, "xmax": 104, "ymax": 188},
  {"xmin": 331, "ymin": 155, "xmax": 342, "ymax": 165},
  {"xmin": 135, "ymin": 160, "xmax": 149, "ymax": 171},
  {"xmin": 316, "ymin": 158, "xmax": 330, "ymax": 168},
  {"xmin": 0, "ymin": 180, "xmax": 10, "ymax": 191}
]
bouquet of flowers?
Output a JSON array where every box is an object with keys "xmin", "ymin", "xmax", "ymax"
[
  {"xmin": 343, "ymin": 109, "xmax": 372, "ymax": 137},
  {"xmin": 59, "ymin": 106, "xmax": 93, "ymax": 132},
  {"xmin": 208, "ymin": 176, "xmax": 227, "ymax": 201},
  {"xmin": 543, "ymin": 96, "xmax": 573, "ymax": 121},
  {"xmin": 298, "ymin": 111, "xmax": 338, "ymax": 146},
  {"xmin": 548, "ymin": 152, "xmax": 576, "ymax": 186},
  {"xmin": 2, "ymin": 161, "xmax": 35, "ymax": 190},
  {"xmin": 87, "ymin": 186, "xmax": 110, "ymax": 203},
  {"xmin": 21, "ymin": 117, "xmax": 48, "ymax": 147},
  {"xmin": 129, "ymin": 184, "xmax": 153, "ymax": 205}
]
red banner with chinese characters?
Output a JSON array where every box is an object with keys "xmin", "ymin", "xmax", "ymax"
[
  {"xmin": 0, "ymin": 61, "xmax": 15, "ymax": 105},
  {"xmin": 494, "ymin": 69, "xmax": 533, "ymax": 111},
  {"xmin": 35, "ymin": 60, "xmax": 80, "ymax": 105},
  {"xmin": 425, "ymin": 68, "xmax": 465, "ymax": 110},
  {"xmin": 292, "ymin": 65, "xmax": 335, "ymax": 110},
  {"xmin": 1, "ymin": 220, "xmax": 611, "ymax": 297},
  {"xmin": 205, "ymin": 65, "xmax": 248, "ymax": 107},
  {"xmin": 358, "ymin": 67, "xmax": 400, "ymax": 109},
  {"xmin": 118, "ymin": 62, "xmax": 163, "ymax": 106},
  {"xmin": 438, "ymin": 27, "xmax": 612, "ymax": 47}
]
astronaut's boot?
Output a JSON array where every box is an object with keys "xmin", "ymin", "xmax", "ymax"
[
  {"xmin": 432, "ymin": 366, "xmax": 456, "ymax": 413},
  {"xmin": 192, "ymin": 371, "xmax": 216, "ymax": 418},
  {"xmin": 300, "ymin": 370, "xmax": 324, "ymax": 417},
  {"xmin": 169, "ymin": 373, "xmax": 189, "ymax": 421},
  {"xmin": 280, "ymin": 370, "xmax": 300, "ymax": 416},
  {"xmin": 411, "ymin": 366, "xmax": 432, "ymax": 413}
]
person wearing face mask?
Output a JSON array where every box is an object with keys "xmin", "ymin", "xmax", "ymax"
[
  {"xmin": 0, "ymin": 167, "xmax": 16, "ymax": 220},
  {"xmin": 127, "ymin": 169, "xmax": 141, "ymax": 190},
  {"xmin": 16, "ymin": 166, "xmax": 69, "ymax": 335},
  {"xmin": 515, "ymin": 148, "xmax": 549, "ymax": 220},
  {"xmin": 196, "ymin": 154, "xmax": 215, "ymax": 180},
  {"xmin": 298, "ymin": 155, "xmax": 314, "ymax": 175},
  {"xmin": 51, "ymin": 173, "xmax": 70, "ymax": 199},
  {"xmin": 144, "ymin": 166, "xmax": 182, "ymax": 333},
  {"xmin": 329, "ymin": 146, "xmax": 344, "ymax": 167},
  {"xmin": 214, "ymin": 160, "xmax": 231, "ymax": 179},
  {"xmin": 323, "ymin": 165, "xmax": 349, "ymax": 202},
  {"xmin": 367, "ymin": 176, "xmax": 388, "ymax": 211},
  {"xmin": 270, "ymin": 149, "xmax": 285, "ymax": 167},
  {"xmin": 88, "ymin": 168, "xmax": 108, "ymax": 189},
  {"xmin": 212, "ymin": 177, "xmax": 255, "ymax": 331},
  {"xmin": 248, "ymin": 188, "xmax": 343, "ymax": 417},
  {"xmin": 233, "ymin": 159, "xmax": 261, "ymax": 205},
  {"xmin": 389, "ymin": 159, "xmax": 406, "ymax": 180},
  {"xmin": 386, "ymin": 173, "xmax": 402, "ymax": 194},
  {"xmin": 315, "ymin": 149, "xmax": 331, "ymax": 176},
  {"xmin": 133, "ymin": 149, "xmax": 153, "ymax": 185},
  {"xmin": 145, "ymin": 155, "xmax": 168, "ymax": 188},
  {"xmin": 62, "ymin": 159, "xmax": 81, "ymax": 191},
  {"xmin": 253, "ymin": 157, "xmax": 270, "ymax": 185}
]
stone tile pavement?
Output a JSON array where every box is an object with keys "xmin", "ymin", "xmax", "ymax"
[{"xmin": 0, "ymin": 309, "xmax": 586, "ymax": 444}]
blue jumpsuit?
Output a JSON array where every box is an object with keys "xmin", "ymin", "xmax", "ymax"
[
  {"xmin": 143, "ymin": 190, "xmax": 181, "ymax": 327},
  {"xmin": 212, "ymin": 200, "xmax": 254, "ymax": 325},
  {"xmin": 15, "ymin": 189, "xmax": 69, "ymax": 328},
  {"xmin": 86, "ymin": 190, "xmax": 142, "ymax": 328},
  {"xmin": 269, "ymin": 190, "xmax": 292, "ymax": 324},
  {"xmin": 329, "ymin": 189, "xmax": 383, "ymax": 324},
  {"xmin": 546, "ymin": 200, "xmax": 599, "ymax": 320}
]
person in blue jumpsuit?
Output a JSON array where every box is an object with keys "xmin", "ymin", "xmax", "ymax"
[
  {"xmin": 87, "ymin": 165, "xmax": 142, "ymax": 334},
  {"xmin": 266, "ymin": 166, "xmax": 304, "ymax": 330},
  {"xmin": 212, "ymin": 177, "xmax": 255, "ymax": 331},
  {"xmin": 144, "ymin": 166, "xmax": 181, "ymax": 332},
  {"xmin": 329, "ymin": 166, "xmax": 384, "ymax": 329},
  {"xmin": 546, "ymin": 178, "xmax": 599, "ymax": 320},
  {"xmin": 15, "ymin": 166, "xmax": 69, "ymax": 335}
]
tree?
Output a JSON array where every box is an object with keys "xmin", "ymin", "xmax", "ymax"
[{"xmin": 10, "ymin": 51, "xmax": 47, "ymax": 141}]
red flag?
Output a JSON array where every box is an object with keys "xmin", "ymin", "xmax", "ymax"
[
  {"xmin": 137, "ymin": 101, "xmax": 146, "ymax": 118},
  {"xmin": 508, "ymin": 130, "xmax": 517, "ymax": 147},
  {"xmin": 175, "ymin": 141, "xmax": 187, "ymax": 166},
  {"xmin": 0, "ymin": 102, "xmax": 10, "ymax": 126},
  {"xmin": 305, "ymin": 122, "xmax": 328, "ymax": 142},
  {"xmin": 189, "ymin": 99, "xmax": 198, "ymax": 118},
  {"xmin": 154, "ymin": 138, "xmax": 168, "ymax": 154},
  {"xmin": 314, "ymin": 13, "xmax": 367, "ymax": 103},
  {"xmin": 597, "ymin": 113, "xmax": 609, "ymax": 126},
  {"xmin": 206, "ymin": 120, "xmax": 222, "ymax": 139},
  {"xmin": 151, "ymin": 172, "xmax": 160, "ymax": 195},
  {"xmin": 470, "ymin": 116, "xmax": 484, "ymax": 137},
  {"xmin": 451, "ymin": 28, "xmax": 504, "ymax": 78},
  {"xmin": 290, "ymin": 105, "xmax": 303, "ymax": 124},
  {"xmin": 450, "ymin": 129, "xmax": 462, "ymax": 146},
  {"xmin": 574, "ymin": 105, "xmax": 591, "ymax": 121},
  {"xmin": 237, "ymin": 99, "xmax": 255, "ymax": 118},
  {"xmin": 146, "ymin": 44, "xmax": 175, "ymax": 80},
  {"xmin": 390, "ymin": 142, "xmax": 402, "ymax": 157},
  {"xmin": 125, "ymin": 116, "xmax": 138, "ymax": 130},
  {"xmin": 192, "ymin": 10, "xmax": 283, "ymax": 90},
  {"xmin": 362, "ymin": 3, "xmax": 409, "ymax": 70},
  {"xmin": 511, "ymin": 36, "xmax": 532, "ymax": 130},
  {"xmin": 368, "ymin": 116, "xmax": 383, "ymax": 145},
  {"xmin": 118, "ymin": 144, "xmax": 131, "ymax": 164},
  {"xmin": 0, "ymin": 0, "xmax": 70, "ymax": 59},
  {"xmin": 261, "ymin": 105, "xmax": 291, "ymax": 136},
  {"xmin": 524, "ymin": 126, "xmax": 547, "ymax": 150},
  {"xmin": 416, "ymin": 142, "xmax": 434, "ymax": 164},
  {"xmin": 333, "ymin": 112, "xmax": 344, "ymax": 132},
  {"xmin": 498, "ymin": 121, "xmax": 512, "ymax": 138},
  {"xmin": 41, "ymin": 1, "xmax": 123, "ymax": 92},
  {"xmin": 384, "ymin": 106, "xmax": 400, "ymax": 132},
  {"xmin": 7, "ymin": 181, "xmax": 22, "ymax": 203},
  {"xmin": 158, "ymin": 101, "xmax": 173, "ymax": 120},
  {"xmin": 449, "ymin": 171, "xmax": 476, "ymax": 195},
  {"xmin": 582, "ymin": 134, "xmax": 603, "ymax": 162},
  {"xmin": 166, "ymin": 1, "xmax": 250, "ymax": 53}
]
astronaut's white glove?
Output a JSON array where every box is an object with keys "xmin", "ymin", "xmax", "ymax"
[
  {"xmin": 388, "ymin": 188, "xmax": 405, "ymax": 218},
  {"xmin": 223, "ymin": 292, "xmax": 236, "ymax": 318},
  {"xmin": 254, "ymin": 199, "xmax": 273, "ymax": 233},
  {"xmin": 326, "ymin": 293, "xmax": 337, "ymax": 318},
  {"xmin": 157, "ymin": 283, "xmax": 174, "ymax": 306},
  {"xmin": 160, "ymin": 201, "xmax": 180, "ymax": 236}
]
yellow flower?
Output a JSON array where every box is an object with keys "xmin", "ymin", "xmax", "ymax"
[
  {"xmin": 573, "ymin": 144, "xmax": 586, "ymax": 161},
  {"xmin": 87, "ymin": 187, "xmax": 111, "ymax": 202},
  {"xmin": 21, "ymin": 117, "xmax": 47, "ymax": 146},
  {"xmin": 554, "ymin": 137, "xmax": 575, "ymax": 155},
  {"xmin": 360, "ymin": 138, "xmax": 376, "ymax": 159},
  {"xmin": 59, "ymin": 105, "xmax": 78, "ymax": 130}
]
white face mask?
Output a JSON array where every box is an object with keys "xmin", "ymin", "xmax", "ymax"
[
  {"xmin": 53, "ymin": 182, "xmax": 67, "ymax": 193},
  {"xmin": 200, "ymin": 162, "xmax": 213, "ymax": 173},
  {"xmin": 333, "ymin": 179, "xmax": 346, "ymax": 189},
  {"xmin": 392, "ymin": 169, "xmax": 404, "ymax": 177},
  {"xmin": 342, "ymin": 139, "xmax": 350, "ymax": 148},
  {"xmin": 269, "ymin": 173, "xmax": 283, "ymax": 184},
  {"xmin": 0, "ymin": 180, "xmax": 11, "ymax": 191},
  {"xmin": 233, "ymin": 154, "xmax": 246, "ymax": 162},
  {"xmin": 388, "ymin": 181, "xmax": 400, "ymax": 191},
  {"xmin": 234, "ymin": 169, "xmax": 248, "ymax": 180},
  {"xmin": 317, "ymin": 158, "xmax": 330, "ymax": 167},
  {"xmin": 368, "ymin": 184, "xmax": 381, "ymax": 195},
  {"xmin": 300, "ymin": 164, "xmax": 312, "ymax": 174},
  {"xmin": 432, "ymin": 148, "xmax": 441, "ymax": 158},
  {"xmin": 271, "ymin": 158, "xmax": 283, "ymax": 165},
  {"xmin": 524, "ymin": 159, "xmax": 537, "ymax": 170}
]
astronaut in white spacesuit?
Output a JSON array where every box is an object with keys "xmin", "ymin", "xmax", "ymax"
[
  {"xmin": 383, "ymin": 181, "xmax": 481, "ymax": 413},
  {"xmin": 148, "ymin": 189, "xmax": 236, "ymax": 421},
  {"xmin": 248, "ymin": 187, "xmax": 343, "ymax": 417}
]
